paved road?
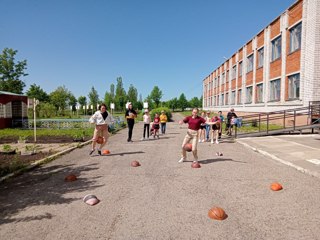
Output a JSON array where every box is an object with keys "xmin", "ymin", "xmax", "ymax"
[{"xmin": 0, "ymin": 113, "xmax": 319, "ymax": 240}]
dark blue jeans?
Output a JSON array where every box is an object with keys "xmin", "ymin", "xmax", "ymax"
[{"xmin": 161, "ymin": 122, "xmax": 166, "ymax": 134}]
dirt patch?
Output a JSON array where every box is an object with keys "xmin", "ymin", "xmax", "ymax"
[{"xmin": 0, "ymin": 136, "xmax": 90, "ymax": 178}]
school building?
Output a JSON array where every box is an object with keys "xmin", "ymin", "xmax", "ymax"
[{"xmin": 203, "ymin": 0, "xmax": 320, "ymax": 113}]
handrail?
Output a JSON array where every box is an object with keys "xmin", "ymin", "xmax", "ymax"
[{"xmin": 234, "ymin": 103, "xmax": 320, "ymax": 138}]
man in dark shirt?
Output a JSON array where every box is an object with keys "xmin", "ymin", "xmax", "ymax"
[{"xmin": 226, "ymin": 108, "xmax": 238, "ymax": 136}]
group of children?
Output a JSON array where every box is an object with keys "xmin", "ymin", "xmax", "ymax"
[
  {"xmin": 141, "ymin": 109, "xmax": 168, "ymax": 140},
  {"xmin": 198, "ymin": 110, "xmax": 224, "ymax": 144}
]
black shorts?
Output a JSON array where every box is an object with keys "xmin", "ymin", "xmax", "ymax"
[
  {"xmin": 212, "ymin": 125, "xmax": 219, "ymax": 130},
  {"xmin": 200, "ymin": 125, "xmax": 205, "ymax": 130}
]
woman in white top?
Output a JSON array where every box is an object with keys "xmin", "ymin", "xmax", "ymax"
[
  {"xmin": 141, "ymin": 109, "xmax": 151, "ymax": 140},
  {"xmin": 89, "ymin": 103, "xmax": 114, "ymax": 155}
]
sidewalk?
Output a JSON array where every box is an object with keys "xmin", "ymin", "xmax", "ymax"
[{"xmin": 237, "ymin": 134, "xmax": 320, "ymax": 178}]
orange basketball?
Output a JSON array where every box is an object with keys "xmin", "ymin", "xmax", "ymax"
[
  {"xmin": 191, "ymin": 162, "xmax": 201, "ymax": 168},
  {"xmin": 270, "ymin": 182, "xmax": 283, "ymax": 191},
  {"xmin": 96, "ymin": 136, "xmax": 104, "ymax": 144},
  {"xmin": 64, "ymin": 174, "xmax": 77, "ymax": 182},
  {"xmin": 102, "ymin": 149, "xmax": 110, "ymax": 155},
  {"xmin": 208, "ymin": 207, "xmax": 227, "ymax": 220},
  {"xmin": 183, "ymin": 143, "xmax": 192, "ymax": 152},
  {"xmin": 131, "ymin": 160, "xmax": 140, "ymax": 167}
]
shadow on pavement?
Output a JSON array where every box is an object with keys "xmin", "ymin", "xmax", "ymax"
[
  {"xmin": 199, "ymin": 158, "xmax": 246, "ymax": 165},
  {"xmin": 0, "ymin": 163, "xmax": 104, "ymax": 225}
]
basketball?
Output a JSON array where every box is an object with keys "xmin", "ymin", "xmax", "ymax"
[
  {"xmin": 208, "ymin": 207, "xmax": 227, "ymax": 220},
  {"xmin": 183, "ymin": 143, "xmax": 192, "ymax": 152},
  {"xmin": 64, "ymin": 174, "xmax": 77, "ymax": 182},
  {"xmin": 96, "ymin": 136, "xmax": 104, "ymax": 144},
  {"xmin": 102, "ymin": 149, "xmax": 110, "ymax": 155},
  {"xmin": 270, "ymin": 182, "xmax": 283, "ymax": 191},
  {"xmin": 131, "ymin": 160, "xmax": 140, "ymax": 167},
  {"xmin": 191, "ymin": 162, "xmax": 201, "ymax": 168}
]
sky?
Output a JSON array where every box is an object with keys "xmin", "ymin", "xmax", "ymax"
[{"xmin": 1, "ymin": 0, "xmax": 296, "ymax": 102}]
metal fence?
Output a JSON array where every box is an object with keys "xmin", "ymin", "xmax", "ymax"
[{"xmin": 12, "ymin": 116, "xmax": 125, "ymax": 130}]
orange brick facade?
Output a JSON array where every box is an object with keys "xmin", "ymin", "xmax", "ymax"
[{"xmin": 202, "ymin": 0, "xmax": 315, "ymax": 112}]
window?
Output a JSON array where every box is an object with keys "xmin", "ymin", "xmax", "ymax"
[
  {"xmin": 238, "ymin": 89, "xmax": 242, "ymax": 104},
  {"xmin": 214, "ymin": 78, "xmax": 217, "ymax": 87},
  {"xmin": 217, "ymin": 76, "xmax": 220, "ymax": 86},
  {"xmin": 247, "ymin": 54, "xmax": 253, "ymax": 73},
  {"xmin": 239, "ymin": 61, "xmax": 243, "ymax": 76},
  {"xmin": 226, "ymin": 92, "xmax": 229, "ymax": 105},
  {"xmin": 221, "ymin": 94, "xmax": 224, "ymax": 106},
  {"xmin": 290, "ymin": 22, "xmax": 302, "ymax": 53},
  {"xmin": 271, "ymin": 36, "xmax": 281, "ymax": 61},
  {"xmin": 288, "ymin": 73, "xmax": 300, "ymax": 99},
  {"xmin": 246, "ymin": 86, "xmax": 253, "ymax": 103},
  {"xmin": 256, "ymin": 83, "xmax": 263, "ymax": 103},
  {"xmin": 226, "ymin": 70, "xmax": 229, "ymax": 82},
  {"xmin": 222, "ymin": 73, "xmax": 225, "ymax": 84},
  {"xmin": 269, "ymin": 79, "xmax": 281, "ymax": 101},
  {"xmin": 231, "ymin": 91, "xmax": 236, "ymax": 105},
  {"xmin": 258, "ymin": 48, "xmax": 264, "ymax": 68},
  {"xmin": 232, "ymin": 65, "xmax": 237, "ymax": 79}
]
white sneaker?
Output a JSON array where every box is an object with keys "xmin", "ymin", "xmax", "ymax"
[
  {"xmin": 141, "ymin": 138, "xmax": 145, "ymax": 141},
  {"xmin": 211, "ymin": 140, "xmax": 214, "ymax": 144},
  {"xmin": 198, "ymin": 139, "xmax": 201, "ymax": 143},
  {"xmin": 178, "ymin": 157, "xmax": 186, "ymax": 163},
  {"xmin": 215, "ymin": 140, "xmax": 219, "ymax": 144},
  {"xmin": 201, "ymin": 139, "xmax": 205, "ymax": 143},
  {"xmin": 193, "ymin": 160, "xmax": 198, "ymax": 163}
]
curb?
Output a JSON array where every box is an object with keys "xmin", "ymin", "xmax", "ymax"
[
  {"xmin": 0, "ymin": 140, "xmax": 92, "ymax": 183},
  {"xmin": 237, "ymin": 140, "xmax": 320, "ymax": 179}
]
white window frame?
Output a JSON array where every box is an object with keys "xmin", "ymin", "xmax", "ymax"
[
  {"xmin": 246, "ymin": 86, "xmax": 253, "ymax": 103},
  {"xmin": 256, "ymin": 83, "xmax": 263, "ymax": 103},
  {"xmin": 269, "ymin": 79, "xmax": 281, "ymax": 101},
  {"xmin": 271, "ymin": 35, "xmax": 281, "ymax": 61},
  {"xmin": 288, "ymin": 73, "xmax": 300, "ymax": 100},
  {"xmin": 257, "ymin": 47, "xmax": 264, "ymax": 68},
  {"xmin": 247, "ymin": 54, "xmax": 254, "ymax": 73},
  {"xmin": 289, "ymin": 22, "xmax": 302, "ymax": 53}
]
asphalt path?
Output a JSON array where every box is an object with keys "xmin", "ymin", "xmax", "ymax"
[{"xmin": 0, "ymin": 113, "xmax": 319, "ymax": 240}]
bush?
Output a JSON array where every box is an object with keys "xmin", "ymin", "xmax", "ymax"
[{"xmin": 149, "ymin": 107, "xmax": 172, "ymax": 121}]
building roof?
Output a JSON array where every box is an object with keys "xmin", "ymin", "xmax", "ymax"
[{"xmin": 0, "ymin": 91, "xmax": 27, "ymax": 97}]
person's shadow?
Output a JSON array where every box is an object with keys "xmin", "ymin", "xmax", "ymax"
[{"xmin": 199, "ymin": 158, "xmax": 246, "ymax": 165}]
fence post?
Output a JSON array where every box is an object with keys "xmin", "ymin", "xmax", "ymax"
[
  {"xmin": 259, "ymin": 114, "xmax": 261, "ymax": 132},
  {"xmin": 283, "ymin": 110, "xmax": 286, "ymax": 129},
  {"xmin": 267, "ymin": 114, "xmax": 269, "ymax": 134},
  {"xmin": 293, "ymin": 110, "xmax": 296, "ymax": 131}
]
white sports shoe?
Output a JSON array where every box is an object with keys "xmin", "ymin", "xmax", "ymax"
[
  {"xmin": 201, "ymin": 139, "xmax": 205, "ymax": 143},
  {"xmin": 198, "ymin": 139, "xmax": 201, "ymax": 143},
  {"xmin": 178, "ymin": 157, "xmax": 186, "ymax": 163},
  {"xmin": 211, "ymin": 139, "xmax": 214, "ymax": 144},
  {"xmin": 215, "ymin": 140, "xmax": 219, "ymax": 144}
]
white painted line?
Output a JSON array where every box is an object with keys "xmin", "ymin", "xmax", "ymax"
[{"xmin": 307, "ymin": 159, "xmax": 320, "ymax": 165}]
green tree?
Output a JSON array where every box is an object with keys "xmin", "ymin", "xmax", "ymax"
[
  {"xmin": 178, "ymin": 93, "xmax": 188, "ymax": 111},
  {"xmin": 0, "ymin": 48, "xmax": 28, "ymax": 94},
  {"xmin": 38, "ymin": 102, "xmax": 57, "ymax": 118},
  {"xmin": 149, "ymin": 86, "xmax": 163, "ymax": 108},
  {"xmin": 167, "ymin": 97, "xmax": 179, "ymax": 112},
  {"xmin": 88, "ymin": 86, "xmax": 99, "ymax": 112},
  {"xmin": 78, "ymin": 95, "xmax": 87, "ymax": 114},
  {"xmin": 49, "ymin": 85, "xmax": 72, "ymax": 114},
  {"xmin": 189, "ymin": 96, "xmax": 201, "ymax": 108},
  {"xmin": 114, "ymin": 77, "xmax": 126, "ymax": 111},
  {"xmin": 69, "ymin": 94, "xmax": 77, "ymax": 112},
  {"xmin": 26, "ymin": 84, "xmax": 49, "ymax": 102},
  {"xmin": 127, "ymin": 84, "xmax": 138, "ymax": 107}
]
